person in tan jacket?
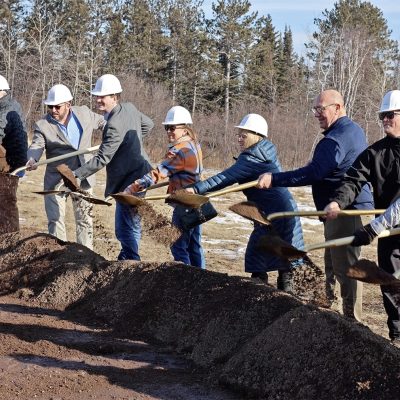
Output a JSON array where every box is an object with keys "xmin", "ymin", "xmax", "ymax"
[{"xmin": 26, "ymin": 84, "xmax": 105, "ymax": 249}]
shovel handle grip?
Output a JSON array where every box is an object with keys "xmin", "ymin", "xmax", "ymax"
[
  {"xmin": 11, "ymin": 145, "xmax": 100, "ymax": 176},
  {"xmin": 305, "ymin": 227, "xmax": 400, "ymax": 252},
  {"xmin": 206, "ymin": 180, "xmax": 258, "ymax": 199},
  {"xmin": 267, "ymin": 209, "xmax": 386, "ymax": 221}
]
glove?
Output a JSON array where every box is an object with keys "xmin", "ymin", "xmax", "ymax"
[
  {"xmin": 26, "ymin": 157, "xmax": 38, "ymax": 171},
  {"xmin": 351, "ymin": 224, "xmax": 378, "ymax": 247},
  {"xmin": 124, "ymin": 182, "xmax": 143, "ymax": 195}
]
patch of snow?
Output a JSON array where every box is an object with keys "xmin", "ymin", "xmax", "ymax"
[
  {"xmin": 300, "ymin": 217, "xmax": 322, "ymax": 226},
  {"xmin": 213, "ymin": 212, "xmax": 253, "ymax": 226}
]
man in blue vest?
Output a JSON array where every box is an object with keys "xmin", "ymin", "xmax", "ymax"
[{"xmin": 257, "ymin": 89, "xmax": 373, "ymax": 322}]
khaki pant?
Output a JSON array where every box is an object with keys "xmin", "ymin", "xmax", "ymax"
[
  {"xmin": 45, "ymin": 190, "xmax": 93, "ymax": 250},
  {"xmin": 324, "ymin": 216, "xmax": 363, "ymax": 322}
]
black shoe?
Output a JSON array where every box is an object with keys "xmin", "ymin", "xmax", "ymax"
[{"xmin": 251, "ymin": 272, "xmax": 268, "ymax": 283}]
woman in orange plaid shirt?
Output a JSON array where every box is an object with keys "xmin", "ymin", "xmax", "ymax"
[{"xmin": 125, "ymin": 106, "xmax": 205, "ymax": 268}]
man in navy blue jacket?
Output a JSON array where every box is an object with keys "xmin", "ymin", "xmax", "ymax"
[{"xmin": 257, "ymin": 89, "xmax": 373, "ymax": 322}]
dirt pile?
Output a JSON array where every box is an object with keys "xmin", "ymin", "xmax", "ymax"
[
  {"xmin": 0, "ymin": 172, "xmax": 19, "ymax": 233},
  {"xmin": 1, "ymin": 230, "xmax": 400, "ymax": 399},
  {"xmin": 0, "ymin": 229, "xmax": 104, "ymax": 307}
]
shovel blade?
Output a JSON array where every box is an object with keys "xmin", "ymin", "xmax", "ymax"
[
  {"xmin": 256, "ymin": 232, "xmax": 307, "ymax": 259},
  {"xmin": 229, "ymin": 201, "xmax": 270, "ymax": 225},
  {"xmin": 33, "ymin": 190, "xmax": 67, "ymax": 195},
  {"xmin": 73, "ymin": 193, "xmax": 112, "ymax": 206},
  {"xmin": 347, "ymin": 259, "xmax": 400, "ymax": 287},
  {"xmin": 166, "ymin": 190, "xmax": 209, "ymax": 207},
  {"xmin": 110, "ymin": 192, "xmax": 146, "ymax": 206}
]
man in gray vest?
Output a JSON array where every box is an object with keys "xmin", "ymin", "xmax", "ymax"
[
  {"xmin": 26, "ymin": 84, "xmax": 105, "ymax": 249},
  {"xmin": 71, "ymin": 74, "xmax": 154, "ymax": 261}
]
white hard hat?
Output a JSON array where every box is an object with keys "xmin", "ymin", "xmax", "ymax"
[
  {"xmin": 380, "ymin": 90, "xmax": 400, "ymax": 113},
  {"xmin": 162, "ymin": 106, "xmax": 193, "ymax": 125},
  {"xmin": 0, "ymin": 75, "xmax": 10, "ymax": 90},
  {"xmin": 91, "ymin": 74, "xmax": 122, "ymax": 96},
  {"xmin": 44, "ymin": 84, "xmax": 73, "ymax": 105},
  {"xmin": 235, "ymin": 113, "xmax": 268, "ymax": 137}
]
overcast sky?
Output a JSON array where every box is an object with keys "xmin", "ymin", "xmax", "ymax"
[{"xmin": 201, "ymin": 0, "xmax": 400, "ymax": 55}]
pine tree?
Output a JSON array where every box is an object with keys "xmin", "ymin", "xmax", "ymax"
[{"xmin": 207, "ymin": 0, "xmax": 257, "ymax": 133}]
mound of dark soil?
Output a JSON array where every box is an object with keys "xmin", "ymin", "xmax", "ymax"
[
  {"xmin": 0, "ymin": 229, "xmax": 105, "ymax": 307},
  {"xmin": 1, "ymin": 230, "xmax": 400, "ymax": 399}
]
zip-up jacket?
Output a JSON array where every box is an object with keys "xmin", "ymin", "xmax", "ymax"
[
  {"xmin": 272, "ymin": 116, "xmax": 373, "ymax": 210},
  {"xmin": 332, "ymin": 135, "xmax": 400, "ymax": 218}
]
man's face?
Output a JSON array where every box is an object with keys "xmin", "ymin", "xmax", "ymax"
[
  {"xmin": 380, "ymin": 110, "xmax": 400, "ymax": 138},
  {"xmin": 312, "ymin": 96, "xmax": 339, "ymax": 130},
  {"xmin": 95, "ymin": 95, "xmax": 117, "ymax": 113},
  {"xmin": 47, "ymin": 102, "xmax": 70, "ymax": 124}
]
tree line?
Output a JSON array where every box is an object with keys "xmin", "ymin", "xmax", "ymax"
[{"xmin": 1, "ymin": 0, "xmax": 399, "ymax": 168}]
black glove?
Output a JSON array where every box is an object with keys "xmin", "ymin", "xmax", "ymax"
[{"xmin": 351, "ymin": 223, "xmax": 378, "ymax": 247}]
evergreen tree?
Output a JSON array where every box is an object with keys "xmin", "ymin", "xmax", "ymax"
[
  {"xmin": 207, "ymin": 0, "xmax": 257, "ymax": 133},
  {"xmin": 245, "ymin": 15, "xmax": 278, "ymax": 105}
]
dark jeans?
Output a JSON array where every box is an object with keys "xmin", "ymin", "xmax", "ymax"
[
  {"xmin": 115, "ymin": 202, "xmax": 141, "ymax": 261},
  {"xmin": 377, "ymin": 236, "xmax": 400, "ymax": 339},
  {"xmin": 171, "ymin": 208, "xmax": 205, "ymax": 269}
]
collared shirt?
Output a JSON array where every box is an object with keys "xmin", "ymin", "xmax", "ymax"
[{"xmin": 50, "ymin": 111, "xmax": 82, "ymax": 149}]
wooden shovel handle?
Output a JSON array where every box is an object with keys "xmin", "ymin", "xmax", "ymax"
[
  {"xmin": 11, "ymin": 145, "xmax": 100, "ymax": 175},
  {"xmin": 267, "ymin": 209, "xmax": 386, "ymax": 221},
  {"xmin": 305, "ymin": 227, "xmax": 400, "ymax": 252},
  {"xmin": 145, "ymin": 181, "xmax": 169, "ymax": 191},
  {"xmin": 142, "ymin": 194, "xmax": 169, "ymax": 201},
  {"xmin": 206, "ymin": 180, "xmax": 258, "ymax": 199}
]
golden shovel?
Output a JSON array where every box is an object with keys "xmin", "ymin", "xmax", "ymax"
[
  {"xmin": 229, "ymin": 200, "xmax": 386, "ymax": 225},
  {"xmin": 11, "ymin": 145, "xmax": 100, "ymax": 176},
  {"xmin": 257, "ymin": 226, "xmax": 400, "ymax": 263},
  {"xmin": 33, "ymin": 190, "xmax": 112, "ymax": 206},
  {"xmin": 110, "ymin": 181, "xmax": 170, "ymax": 206},
  {"xmin": 166, "ymin": 180, "xmax": 259, "ymax": 208}
]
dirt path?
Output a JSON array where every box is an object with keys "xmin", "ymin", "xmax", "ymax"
[{"xmin": 0, "ymin": 296, "xmax": 239, "ymax": 400}]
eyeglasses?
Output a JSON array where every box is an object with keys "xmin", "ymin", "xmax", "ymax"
[
  {"xmin": 164, "ymin": 125, "xmax": 184, "ymax": 132},
  {"xmin": 378, "ymin": 111, "xmax": 400, "ymax": 121},
  {"xmin": 311, "ymin": 103, "xmax": 337, "ymax": 115},
  {"xmin": 47, "ymin": 104, "xmax": 65, "ymax": 110},
  {"xmin": 236, "ymin": 133, "xmax": 248, "ymax": 139}
]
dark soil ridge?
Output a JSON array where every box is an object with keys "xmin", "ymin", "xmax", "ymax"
[{"xmin": 1, "ymin": 229, "xmax": 399, "ymax": 399}]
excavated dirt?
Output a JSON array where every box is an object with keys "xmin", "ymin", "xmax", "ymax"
[
  {"xmin": 0, "ymin": 229, "xmax": 399, "ymax": 399},
  {"xmin": 0, "ymin": 172, "xmax": 20, "ymax": 233},
  {"xmin": 138, "ymin": 202, "xmax": 182, "ymax": 247}
]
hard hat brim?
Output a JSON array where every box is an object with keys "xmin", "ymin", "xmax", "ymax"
[{"xmin": 91, "ymin": 89, "xmax": 123, "ymax": 96}]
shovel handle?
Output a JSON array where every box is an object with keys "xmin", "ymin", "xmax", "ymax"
[
  {"xmin": 267, "ymin": 209, "xmax": 386, "ymax": 221},
  {"xmin": 141, "ymin": 181, "xmax": 169, "ymax": 192},
  {"xmin": 305, "ymin": 227, "xmax": 400, "ymax": 252},
  {"xmin": 11, "ymin": 145, "xmax": 100, "ymax": 176},
  {"xmin": 206, "ymin": 180, "xmax": 258, "ymax": 199},
  {"xmin": 143, "ymin": 194, "xmax": 169, "ymax": 200}
]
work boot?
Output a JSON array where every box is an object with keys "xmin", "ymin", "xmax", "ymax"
[
  {"xmin": 277, "ymin": 270, "xmax": 294, "ymax": 293},
  {"xmin": 251, "ymin": 272, "xmax": 268, "ymax": 284}
]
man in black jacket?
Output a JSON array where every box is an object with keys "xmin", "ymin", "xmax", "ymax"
[
  {"xmin": 325, "ymin": 89, "xmax": 400, "ymax": 344},
  {"xmin": 0, "ymin": 74, "xmax": 27, "ymax": 174}
]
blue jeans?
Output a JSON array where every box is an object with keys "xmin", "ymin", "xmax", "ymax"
[
  {"xmin": 115, "ymin": 202, "xmax": 141, "ymax": 260},
  {"xmin": 171, "ymin": 209, "xmax": 205, "ymax": 269}
]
